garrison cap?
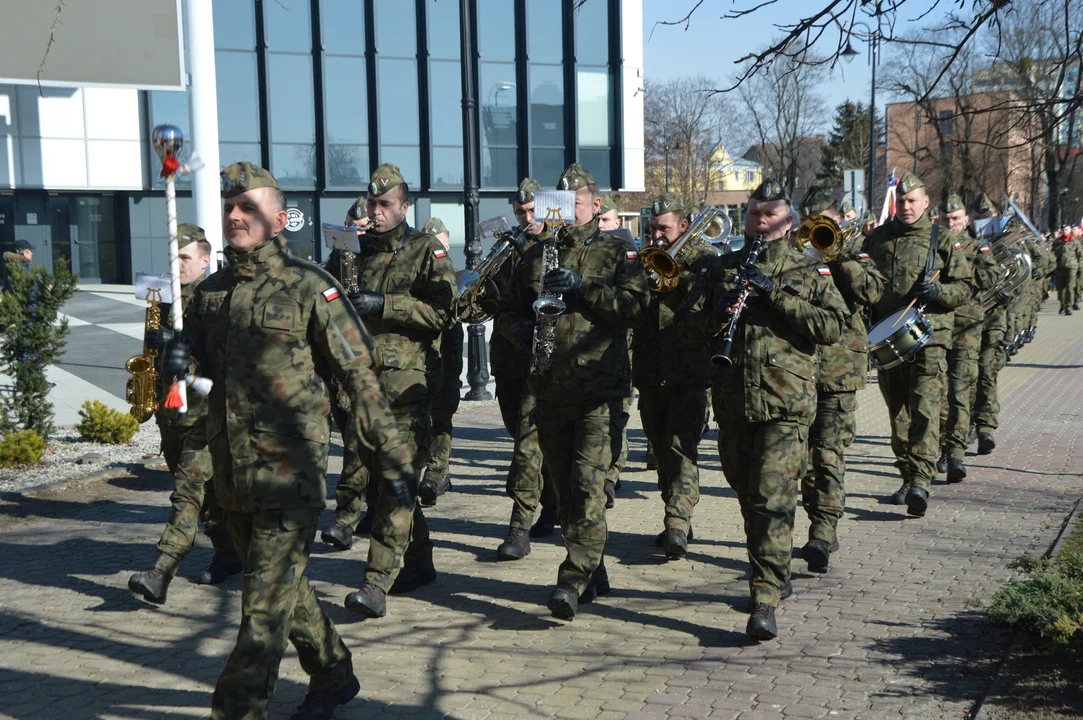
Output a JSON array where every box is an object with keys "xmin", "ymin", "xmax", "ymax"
[
  {"xmin": 943, "ymin": 194, "xmax": 966, "ymax": 213},
  {"xmin": 220, "ymin": 161, "xmax": 278, "ymax": 198},
  {"xmin": 599, "ymin": 195, "xmax": 618, "ymax": 214},
  {"xmin": 516, "ymin": 178, "xmax": 540, "ymax": 204},
  {"xmin": 750, "ymin": 178, "xmax": 789, "ymax": 203},
  {"xmin": 369, "ymin": 163, "xmax": 405, "ymax": 197},
  {"xmin": 896, "ymin": 171, "xmax": 925, "ymax": 196},
  {"xmin": 839, "ymin": 200, "xmax": 855, "ymax": 215},
  {"xmin": 971, "ymin": 192, "xmax": 996, "ymax": 214},
  {"xmin": 423, "ymin": 217, "xmax": 448, "ymax": 235},
  {"xmin": 12, "ymin": 239, "xmax": 32, "ymax": 252},
  {"xmin": 800, "ymin": 183, "xmax": 836, "ymax": 217},
  {"xmin": 177, "ymin": 223, "xmax": 206, "ymax": 249},
  {"xmin": 651, "ymin": 192, "xmax": 684, "ymax": 216},
  {"xmin": 557, "ymin": 162, "xmax": 596, "ymax": 191},
  {"xmin": 347, "ymin": 194, "xmax": 368, "ymax": 221}
]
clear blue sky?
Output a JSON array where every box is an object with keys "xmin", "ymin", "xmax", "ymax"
[{"xmin": 642, "ymin": 0, "xmax": 953, "ymax": 133}]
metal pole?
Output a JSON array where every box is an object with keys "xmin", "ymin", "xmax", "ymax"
[
  {"xmin": 184, "ymin": 0, "xmax": 222, "ymax": 272},
  {"xmin": 460, "ymin": 0, "xmax": 491, "ymax": 401},
  {"xmin": 867, "ymin": 33, "xmax": 876, "ymax": 209},
  {"xmin": 664, "ymin": 134, "xmax": 670, "ymax": 191}
]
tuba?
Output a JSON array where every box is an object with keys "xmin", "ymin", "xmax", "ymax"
[
  {"xmin": 455, "ymin": 218, "xmax": 523, "ymax": 323},
  {"xmin": 641, "ymin": 208, "xmax": 731, "ymax": 292},
  {"xmin": 125, "ymin": 288, "xmax": 163, "ymax": 423},
  {"xmin": 794, "ymin": 211, "xmax": 874, "ymax": 262},
  {"xmin": 979, "ymin": 197, "xmax": 1037, "ymax": 311}
]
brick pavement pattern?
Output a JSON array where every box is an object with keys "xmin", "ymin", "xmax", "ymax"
[{"xmin": 0, "ymin": 305, "xmax": 1081, "ymax": 719}]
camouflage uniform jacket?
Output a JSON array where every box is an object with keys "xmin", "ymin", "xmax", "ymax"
[
  {"xmin": 353, "ymin": 221, "xmax": 457, "ymax": 406},
  {"xmin": 180, "ymin": 239, "xmax": 413, "ymax": 513},
  {"xmin": 1027, "ymin": 238, "xmax": 1055, "ymax": 277},
  {"xmin": 631, "ymin": 243, "xmax": 716, "ymax": 389},
  {"xmin": 495, "ymin": 217, "xmax": 649, "ymax": 405},
  {"xmin": 861, "ymin": 213, "xmax": 974, "ymax": 348},
  {"xmin": 156, "ymin": 274, "xmax": 207, "ymax": 429},
  {"xmin": 681, "ymin": 239, "xmax": 848, "ymax": 425},
  {"xmin": 1053, "ymin": 239, "xmax": 1079, "ymax": 270},
  {"xmin": 816, "ymin": 249, "xmax": 885, "ymax": 393},
  {"xmin": 952, "ymin": 232, "xmax": 1000, "ymax": 345},
  {"xmin": 487, "ymin": 228, "xmax": 550, "ymax": 383}
]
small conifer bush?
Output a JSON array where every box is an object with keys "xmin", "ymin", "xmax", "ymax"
[
  {"xmin": 77, "ymin": 400, "xmax": 138, "ymax": 445},
  {"xmin": 0, "ymin": 429, "xmax": 46, "ymax": 467}
]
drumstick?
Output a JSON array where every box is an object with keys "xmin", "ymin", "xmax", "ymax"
[{"xmin": 891, "ymin": 269, "xmax": 940, "ymax": 328}]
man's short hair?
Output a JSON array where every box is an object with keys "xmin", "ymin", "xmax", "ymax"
[
  {"xmin": 270, "ymin": 187, "xmax": 288, "ymax": 213},
  {"xmin": 195, "ymin": 238, "xmax": 213, "ymax": 258}
]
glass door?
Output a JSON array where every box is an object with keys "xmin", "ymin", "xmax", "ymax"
[{"xmin": 47, "ymin": 196, "xmax": 74, "ymax": 276}]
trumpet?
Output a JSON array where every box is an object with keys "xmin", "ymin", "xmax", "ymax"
[
  {"xmin": 125, "ymin": 288, "xmax": 163, "ymax": 423},
  {"xmin": 641, "ymin": 208, "xmax": 731, "ymax": 293},
  {"xmin": 794, "ymin": 211, "xmax": 873, "ymax": 262}
]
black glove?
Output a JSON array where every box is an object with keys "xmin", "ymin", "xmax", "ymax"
[
  {"xmin": 144, "ymin": 327, "xmax": 173, "ymax": 350},
  {"xmin": 995, "ymin": 290, "xmax": 1013, "ymax": 306},
  {"xmin": 713, "ymin": 287, "xmax": 743, "ymax": 319},
  {"xmin": 385, "ymin": 470, "xmax": 418, "ymax": 509},
  {"xmin": 505, "ymin": 228, "xmax": 529, "ymax": 256},
  {"xmin": 1031, "ymin": 268, "xmax": 1042, "ymax": 280},
  {"xmin": 349, "ymin": 290, "xmax": 385, "ymax": 317},
  {"xmin": 910, "ymin": 280, "xmax": 942, "ymax": 303},
  {"xmin": 543, "ymin": 267, "xmax": 582, "ymax": 295},
  {"xmin": 158, "ymin": 334, "xmax": 192, "ymax": 381},
  {"xmin": 743, "ymin": 265, "xmax": 775, "ymax": 298}
]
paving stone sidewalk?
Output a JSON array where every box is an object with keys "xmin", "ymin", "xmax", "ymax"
[{"xmin": 0, "ymin": 306, "xmax": 1081, "ymax": 720}]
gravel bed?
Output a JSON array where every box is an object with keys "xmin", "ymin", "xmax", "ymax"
[{"xmin": 0, "ymin": 423, "xmax": 162, "ymax": 493}]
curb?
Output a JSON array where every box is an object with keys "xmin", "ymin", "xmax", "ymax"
[
  {"xmin": 970, "ymin": 495, "xmax": 1083, "ymax": 720},
  {"xmin": 11, "ymin": 455, "xmax": 167, "ymax": 498}
]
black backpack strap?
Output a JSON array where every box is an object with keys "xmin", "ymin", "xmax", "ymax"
[{"xmin": 924, "ymin": 222, "xmax": 940, "ymax": 283}]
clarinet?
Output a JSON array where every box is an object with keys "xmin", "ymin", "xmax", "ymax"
[{"xmin": 710, "ymin": 234, "xmax": 764, "ymax": 368}]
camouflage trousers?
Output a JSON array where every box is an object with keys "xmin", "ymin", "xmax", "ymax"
[
  {"xmin": 637, "ymin": 385, "xmax": 707, "ymax": 534},
  {"xmin": 498, "ymin": 374, "xmax": 556, "ymax": 530},
  {"xmin": 972, "ymin": 328, "xmax": 1006, "ymax": 433},
  {"xmin": 329, "ymin": 383, "xmax": 370, "ymax": 513},
  {"xmin": 876, "ymin": 344, "xmax": 947, "ymax": 492},
  {"xmin": 717, "ymin": 418, "xmax": 808, "ymax": 607},
  {"xmin": 1056, "ymin": 268, "xmax": 1079, "ymax": 309},
  {"xmin": 331, "ymin": 399, "xmax": 433, "ymax": 593},
  {"xmin": 154, "ymin": 427, "xmax": 236, "ymax": 576},
  {"xmin": 535, "ymin": 398, "xmax": 618, "ymax": 594},
  {"xmin": 940, "ymin": 321, "xmax": 983, "ymax": 461},
  {"xmin": 426, "ymin": 334, "xmax": 464, "ymax": 479},
  {"xmin": 801, "ymin": 390, "xmax": 856, "ymax": 546},
  {"xmin": 606, "ymin": 394, "xmax": 632, "ymax": 485},
  {"xmin": 210, "ymin": 508, "xmax": 353, "ymax": 720}
]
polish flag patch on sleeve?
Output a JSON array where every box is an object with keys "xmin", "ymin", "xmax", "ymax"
[
  {"xmin": 858, "ymin": 252, "xmax": 870, "ymax": 259},
  {"xmin": 322, "ymin": 287, "xmax": 341, "ymax": 302},
  {"xmin": 626, "ymin": 250, "xmax": 639, "ymax": 260},
  {"xmin": 699, "ymin": 266, "xmax": 709, "ymax": 275},
  {"xmin": 433, "ymin": 248, "xmax": 447, "ymax": 258},
  {"xmin": 818, "ymin": 267, "xmax": 832, "ymax": 276},
  {"xmin": 980, "ymin": 245, "xmax": 992, "ymax": 253},
  {"xmin": 954, "ymin": 242, "xmax": 962, "ymax": 249}
]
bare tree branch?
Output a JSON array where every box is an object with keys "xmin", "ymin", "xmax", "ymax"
[{"xmin": 36, "ymin": 0, "xmax": 66, "ymax": 98}]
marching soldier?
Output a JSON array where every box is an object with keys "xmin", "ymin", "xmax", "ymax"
[
  {"xmin": 156, "ymin": 162, "xmax": 416, "ymax": 719},
  {"xmin": 797, "ymin": 184, "xmax": 884, "ymax": 574},
  {"xmin": 128, "ymin": 224, "xmax": 241, "ymax": 604},
  {"xmin": 492, "ymin": 179, "xmax": 560, "ymax": 561},
  {"xmin": 971, "ymin": 201, "xmax": 1010, "ymax": 456},
  {"xmin": 682, "ymin": 179, "xmax": 847, "ymax": 640},
  {"xmin": 598, "ymin": 194, "xmax": 621, "ymax": 231},
  {"xmin": 861, "ymin": 172, "xmax": 973, "ymax": 515},
  {"xmin": 634, "ymin": 192, "xmax": 714, "ymax": 558},
  {"xmin": 420, "ymin": 217, "xmax": 463, "ymax": 505},
  {"xmin": 322, "ymin": 164, "xmax": 456, "ymax": 619},
  {"xmin": 1053, "ymin": 227, "xmax": 1079, "ymax": 315},
  {"xmin": 496, "ymin": 163, "xmax": 649, "ymax": 619}
]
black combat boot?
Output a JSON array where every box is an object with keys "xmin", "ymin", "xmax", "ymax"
[
  {"xmin": 977, "ymin": 432, "xmax": 996, "ymax": 455},
  {"xmin": 967, "ymin": 427, "xmax": 978, "ymax": 445},
  {"xmin": 496, "ymin": 527, "xmax": 531, "ymax": 561},
  {"xmin": 746, "ymin": 603, "xmax": 777, "ymax": 640},
  {"xmin": 344, "ymin": 582, "xmax": 386, "ymax": 618},
  {"xmin": 418, "ymin": 469, "xmax": 452, "ymax": 507},
  {"xmin": 356, "ymin": 507, "xmax": 374, "ymax": 535},
  {"xmin": 128, "ymin": 568, "xmax": 171, "ymax": 605},
  {"xmin": 289, "ymin": 674, "xmax": 361, "ymax": 720},
  {"xmin": 889, "ymin": 483, "xmax": 910, "ymax": 505},
  {"xmin": 547, "ymin": 584, "xmax": 578, "ymax": 620},
  {"xmin": 389, "ymin": 555, "xmax": 437, "ymax": 594},
  {"xmin": 644, "ymin": 443, "xmax": 658, "ymax": 471},
  {"xmin": 195, "ymin": 552, "xmax": 243, "ymax": 585},
  {"xmin": 801, "ymin": 538, "xmax": 833, "ymax": 573},
  {"xmin": 603, "ymin": 480, "xmax": 616, "ymax": 509},
  {"xmin": 321, "ymin": 521, "xmax": 354, "ymax": 551},
  {"xmin": 936, "ymin": 452, "xmax": 947, "ymax": 474},
  {"xmin": 1074, "ymin": 303, "xmax": 1081, "ymax": 311},
  {"xmin": 663, "ymin": 528, "xmax": 688, "ymax": 560},
  {"xmin": 655, "ymin": 526, "xmax": 694, "ymax": 547},
  {"xmin": 905, "ymin": 486, "xmax": 929, "ymax": 517},
  {"xmin": 947, "ymin": 458, "xmax": 967, "ymax": 483},
  {"xmin": 529, "ymin": 505, "xmax": 558, "ymax": 539},
  {"xmin": 579, "ymin": 559, "xmax": 611, "ymax": 605}
]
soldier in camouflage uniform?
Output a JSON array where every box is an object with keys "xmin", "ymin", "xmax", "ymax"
[
  {"xmin": 936, "ymin": 195, "xmax": 998, "ymax": 480},
  {"xmin": 861, "ymin": 172, "xmax": 973, "ymax": 515},
  {"xmin": 320, "ymin": 164, "xmax": 455, "ymax": 619},
  {"xmin": 157, "ymin": 162, "xmax": 417, "ymax": 720},
  {"xmin": 1054, "ymin": 229, "xmax": 1079, "ymax": 315},
  {"xmin": 682, "ymin": 179, "xmax": 847, "ymax": 640},
  {"xmin": 796, "ymin": 184, "xmax": 884, "ymax": 574},
  {"xmin": 128, "ymin": 224, "xmax": 241, "ymax": 605},
  {"xmin": 496, "ymin": 163, "xmax": 649, "ymax": 619},
  {"xmin": 419, "ymin": 216, "xmax": 463, "ymax": 505},
  {"xmin": 633, "ymin": 192, "xmax": 713, "ymax": 559},
  {"xmin": 492, "ymin": 179, "xmax": 560, "ymax": 561}
]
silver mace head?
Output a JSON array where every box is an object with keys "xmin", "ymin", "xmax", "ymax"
[{"xmin": 151, "ymin": 124, "xmax": 184, "ymax": 162}]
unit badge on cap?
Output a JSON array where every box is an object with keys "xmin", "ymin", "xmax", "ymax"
[
  {"xmin": 560, "ymin": 178, "xmax": 569, "ymax": 190},
  {"xmin": 519, "ymin": 190, "xmax": 526, "ymax": 201},
  {"xmin": 653, "ymin": 201, "xmax": 660, "ymax": 213},
  {"xmin": 370, "ymin": 182, "xmax": 378, "ymax": 194},
  {"xmin": 220, "ymin": 171, "xmax": 232, "ymax": 193}
]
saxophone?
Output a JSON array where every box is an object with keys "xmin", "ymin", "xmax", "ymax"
[
  {"xmin": 125, "ymin": 288, "xmax": 163, "ymax": 422},
  {"xmin": 530, "ymin": 229, "xmax": 567, "ymax": 374},
  {"xmin": 339, "ymin": 247, "xmax": 359, "ymax": 292}
]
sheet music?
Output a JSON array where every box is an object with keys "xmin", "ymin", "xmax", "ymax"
[
  {"xmin": 321, "ymin": 223, "xmax": 362, "ymax": 253},
  {"xmin": 134, "ymin": 273, "xmax": 173, "ymax": 304}
]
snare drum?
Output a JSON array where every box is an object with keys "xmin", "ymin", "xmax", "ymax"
[{"xmin": 867, "ymin": 307, "xmax": 934, "ymax": 369}]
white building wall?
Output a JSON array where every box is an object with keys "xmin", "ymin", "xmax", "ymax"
[
  {"xmin": 620, "ymin": 0, "xmax": 645, "ymax": 192},
  {"xmin": 0, "ymin": 84, "xmax": 145, "ymax": 191}
]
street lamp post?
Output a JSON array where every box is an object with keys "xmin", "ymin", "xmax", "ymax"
[
  {"xmin": 841, "ymin": 22, "xmax": 880, "ymax": 210},
  {"xmin": 646, "ymin": 118, "xmax": 676, "ymax": 191}
]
